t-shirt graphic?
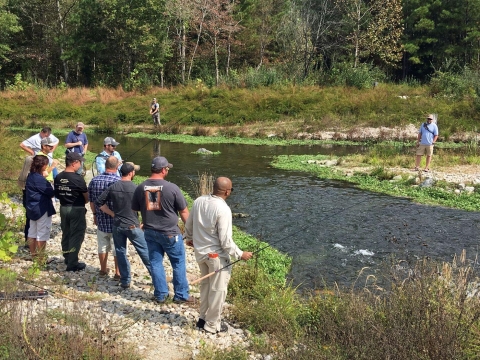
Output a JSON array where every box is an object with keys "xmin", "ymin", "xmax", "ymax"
[{"xmin": 144, "ymin": 185, "xmax": 163, "ymax": 210}]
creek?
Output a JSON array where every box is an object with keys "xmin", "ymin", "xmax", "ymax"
[{"xmin": 73, "ymin": 133, "xmax": 480, "ymax": 288}]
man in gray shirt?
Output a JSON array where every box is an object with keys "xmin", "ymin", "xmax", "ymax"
[
  {"xmin": 131, "ymin": 156, "xmax": 192, "ymax": 303},
  {"xmin": 96, "ymin": 162, "xmax": 152, "ymax": 289}
]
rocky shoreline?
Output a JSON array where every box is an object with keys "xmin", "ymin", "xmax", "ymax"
[{"xmin": 3, "ymin": 198, "xmax": 258, "ymax": 360}]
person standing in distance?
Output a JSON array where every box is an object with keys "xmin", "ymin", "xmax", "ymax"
[
  {"xmin": 414, "ymin": 114, "xmax": 439, "ymax": 172},
  {"xmin": 184, "ymin": 177, "xmax": 253, "ymax": 333},
  {"xmin": 95, "ymin": 137, "xmax": 122, "ymax": 176},
  {"xmin": 95, "ymin": 162, "xmax": 152, "ymax": 289},
  {"xmin": 150, "ymin": 98, "xmax": 160, "ymax": 126},
  {"xmin": 131, "ymin": 156, "xmax": 192, "ymax": 303},
  {"xmin": 54, "ymin": 152, "xmax": 89, "ymax": 272},
  {"xmin": 65, "ymin": 122, "xmax": 88, "ymax": 155}
]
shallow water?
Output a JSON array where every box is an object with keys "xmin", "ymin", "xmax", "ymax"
[{"xmin": 56, "ymin": 133, "xmax": 480, "ymax": 288}]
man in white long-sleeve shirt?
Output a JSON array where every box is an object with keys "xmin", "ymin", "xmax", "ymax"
[{"xmin": 184, "ymin": 177, "xmax": 253, "ymax": 334}]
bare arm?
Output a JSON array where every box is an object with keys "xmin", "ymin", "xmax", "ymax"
[
  {"xmin": 83, "ymin": 192, "xmax": 89, "ymax": 204},
  {"xmin": 99, "ymin": 204, "xmax": 114, "ymax": 218},
  {"xmin": 433, "ymin": 135, "xmax": 438, "ymax": 143},
  {"xmin": 65, "ymin": 141, "xmax": 82, "ymax": 149},
  {"xmin": 83, "ymin": 144, "xmax": 88, "ymax": 153},
  {"xmin": 179, "ymin": 207, "xmax": 189, "ymax": 225}
]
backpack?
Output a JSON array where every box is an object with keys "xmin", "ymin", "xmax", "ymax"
[
  {"xmin": 92, "ymin": 153, "xmax": 109, "ymax": 177},
  {"xmin": 17, "ymin": 156, "xmax": 33, "ymax": 190}
]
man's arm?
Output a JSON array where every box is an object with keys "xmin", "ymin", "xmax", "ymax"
[
  {"xmin": 433, "ymin": 135, "xmax": 438, "ymax": 144},
  {"xmin": 19, "ymin": 142, "xmax": 34, "ymax": 156},
  {"xmin": 179, "ymin": 207, "xmax": 189, "ymax": 225},
  {"xmin": 83, "ymin": 192, "xmax": 89, "ymax": 204},
  {"xmin": 65, "ymin": 141, "xmax": 82, "ymax": 149},
  {"xmin": 184, "ymin": 207, "xmax": 194, "ymax": 246},
  {"xmin": 99, "ymin": 204, "xmax": 114, "ymax": 218}
]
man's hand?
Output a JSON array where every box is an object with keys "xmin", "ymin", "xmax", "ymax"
[
  {"xmin": 241, "ymin": 251, "xmax": 253, "ymax": 261},
  {"xmin": 185, "ymin": 240, "xmax": 193, "ymax": 247}
]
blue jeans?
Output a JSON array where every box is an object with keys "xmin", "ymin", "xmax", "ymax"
[
  {"xmin": 144, "ymin": 229, "xmax": 189, "ymax": 301},
  {"xmin": 112, "ymin": 226, "xmax": 152, "ymax": 286}
]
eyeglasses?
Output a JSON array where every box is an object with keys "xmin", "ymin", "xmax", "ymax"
[
  {"xmin": 109, "ymin": 145, "xmax": 116, "ymax": 147},
  {"xmin": 427, "ymin": 118, "xmax": 433, "ymax": 120}
]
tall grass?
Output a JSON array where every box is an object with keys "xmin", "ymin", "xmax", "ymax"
[
  {"xmin": 226, "ymin": 251, "xmax": 480, "ymax": 359},
  {"xmin": 3, "ymin": 84, "xmax": 480, "ymax": 135}
]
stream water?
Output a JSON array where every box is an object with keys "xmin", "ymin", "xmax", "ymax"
[{"xmin": 54, "ymin": 133, "xmax": 480, "ymax": 288}]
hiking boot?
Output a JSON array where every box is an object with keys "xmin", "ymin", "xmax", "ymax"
[
  {"xmin": 66, "ymin": 262, "xmax": 86, "ymax": 272},
  {"xmin": 120, "ymin": 283, "xmax": 130, "ymax": 289},
  {"xmin": 196, "ymin": 318, "xmax": 205, "ymax": 329},
  {"xmin": 203, "ymin": 322, "xmax": 228, "ymax": 334},
  {"xmin": 173, "ymin": 296, "xmax": 196, "ymax": 304}
]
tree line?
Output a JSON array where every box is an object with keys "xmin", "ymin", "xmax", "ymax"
[{"xmin": 0, "ymin": 0, "xmax": 478, "ymax": 88}]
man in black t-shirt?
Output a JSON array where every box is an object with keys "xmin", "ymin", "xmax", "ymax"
[{"xmin": 54, "ymin": 152, "xmax": 89, "ymax": 271}]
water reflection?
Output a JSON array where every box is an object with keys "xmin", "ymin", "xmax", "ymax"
[{"xmin": 79, "ymin": 134, "xmax": 480, "ymax": 288}]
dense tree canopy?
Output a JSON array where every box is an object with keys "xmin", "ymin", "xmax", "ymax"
[{"xmin": 1, "ymin": 0, "xmax": 479, "ymax": 87}]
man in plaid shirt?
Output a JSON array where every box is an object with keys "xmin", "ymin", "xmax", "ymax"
[{"xmin": 88, "ymin": 156, "xmax": 121, "ymax": 278}]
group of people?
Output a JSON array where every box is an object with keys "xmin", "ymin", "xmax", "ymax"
[
  {"xmin": 19, "ymin": 123, "xmax": 252, "ymax": 333},
  {"xmin": 18, "ymin": 112, "xmax": 438, "ymax": 334}
]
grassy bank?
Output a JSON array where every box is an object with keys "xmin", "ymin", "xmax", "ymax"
[
  {"xmin": 2, "ymin": 84, "xmax": 480, "ymax": 139},
  {"xmin": 271, "ymin": 152, "xmax": 480, "ymax": 211}
]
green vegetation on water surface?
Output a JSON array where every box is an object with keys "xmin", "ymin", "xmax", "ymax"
[{"xmin": 271, "ymin": 154, "xmax": 480, "ymax": 212}]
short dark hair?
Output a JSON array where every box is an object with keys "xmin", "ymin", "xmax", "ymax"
[
  {"xmin": 41, "ymin": 127, "xmax": 52, "ymax": 135},
  {"xmin": 30, "ymin": 155, "xmax": 49, "ymax": 174}
]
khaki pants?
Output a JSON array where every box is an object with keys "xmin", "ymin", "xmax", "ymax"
[{"xmin": 198, "ymin": 256, "xmax": 231, "ymax": 333}]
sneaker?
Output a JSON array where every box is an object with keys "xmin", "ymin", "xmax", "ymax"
[
  {"xmin": 66, "ymin": 262, "xmax": 86, "ymax": 272},
  {"xmin": 196, "ymin": 318, "xmax": 205, "ymax": 329},
  {"xmin": 203, "ymin": 322, "xmax": 228, "ymax": 334},
  {"xmin": 120, "ymin": 283, "xmax": 130, "ymax": 289},
  {"xmin": 154, "ymin": 296, "xmax": 169, "ymax": 304},
  {"xmin": 113, "ymin": 274, "xmax": 120, "ymax": 280},
  {"xmin": 173, "ymin": 296, "xmax": 196, "ymax": 304}
]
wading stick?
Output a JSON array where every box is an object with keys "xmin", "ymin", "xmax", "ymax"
[
  {"xmin": 190, "ymin": 271, "xmax": 218, "ymax": 285},
  {"xmin": 17, "ymin": 277, "xmax": 78, "ymax": 302}
]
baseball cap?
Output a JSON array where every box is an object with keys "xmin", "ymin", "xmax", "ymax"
[
  {"xmin": 40, "ymin": 137, "xmax": 55, "ymax": 146},
  {"xmin": 104, "ymin": 137, "xmax": 120, "ymax": 146},
  {"xmin": 66, "ymin": 152, "xmax": 85, "ymax": 162},
  {"xmin": 120, "ymin": 162, "xmax": 140, "ymax": 176},
  {"xmin": 76, "ymin": 122, "xmax": 85, "ymax": 128},
  {"xmin": 151, "ymin": 156, "xmax": 173, "ymax": 171}
]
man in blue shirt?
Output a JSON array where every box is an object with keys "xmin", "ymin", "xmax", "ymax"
[
  {"xmin": 65, "ymin": 122, "xmax": 88, "ymax": 155},
  {"xmin": 95, "ymin": 137, "xmax": 122, "ymax": 176},
  {"xmin": 88, "ymin": 156, "xmax": 121, "ymax": 277},
  {"xmin": 415, "ymin": 114, "xmax": 439, "ymax": 172}
]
